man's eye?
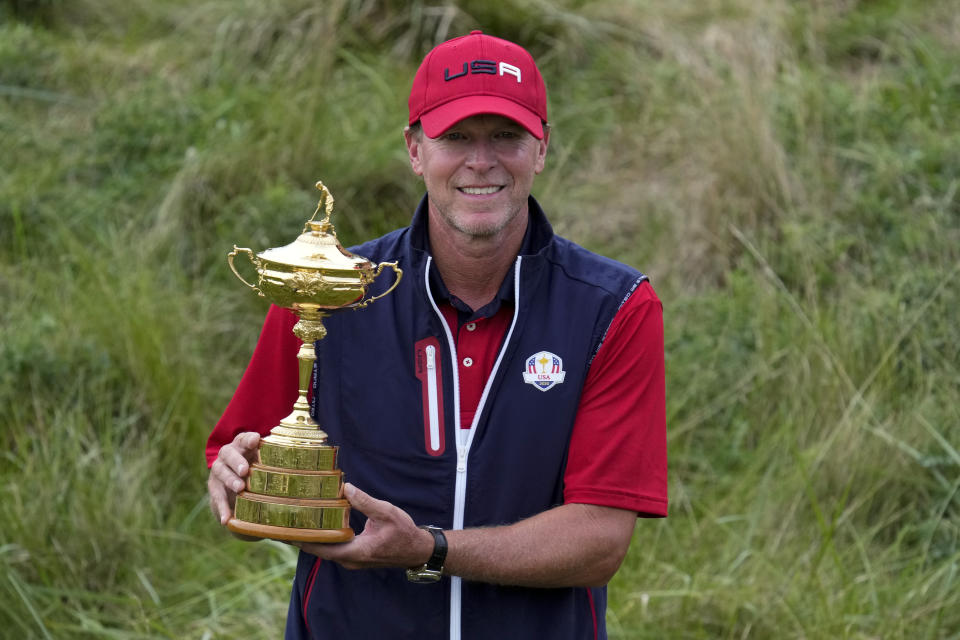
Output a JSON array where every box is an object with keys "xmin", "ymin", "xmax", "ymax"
[{"xmin": 444, "ymin": 132, "xmax": 465, "ymax": 141}]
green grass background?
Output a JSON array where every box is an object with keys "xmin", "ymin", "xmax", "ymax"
[{"xmin": 1, "ymin": 0, "xmax": 958, "ymax": 637}]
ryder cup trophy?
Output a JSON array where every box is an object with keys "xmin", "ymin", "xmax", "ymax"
[{"xmin": 226, "ymin": 181, "xmax": 402, "ymax": 542}]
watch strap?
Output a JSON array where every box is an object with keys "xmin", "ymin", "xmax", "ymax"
[
  {"xmin": 421, "ymin": 525, "xmax": 447, "ymax": 571},
  {"xmin": 405, "ymin": 525, "xmax": 447, "ymax": 583}
]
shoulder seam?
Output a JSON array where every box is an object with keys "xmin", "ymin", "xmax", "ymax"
[{"xmin": 588, "ymin": 274, "xmax": 650, "ymax": 366}]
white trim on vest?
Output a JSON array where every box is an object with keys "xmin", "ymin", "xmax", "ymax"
[{"xmin": 424, "ymin": 256, "xmax": 523, "ymax": 640}]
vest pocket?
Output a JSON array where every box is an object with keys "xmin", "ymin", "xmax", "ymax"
[{"xmin": 415, "ymin": 337, "xmax": 445, "ymax": 456}]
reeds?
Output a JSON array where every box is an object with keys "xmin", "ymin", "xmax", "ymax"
[{"xmin": 1, "ymin": 0, "xmax": 957, "ymax": 636}]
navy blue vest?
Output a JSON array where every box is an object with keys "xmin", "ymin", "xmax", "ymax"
[{"xmin": 286, "ymin": 196, "xmax": 647, "ymax": 640}]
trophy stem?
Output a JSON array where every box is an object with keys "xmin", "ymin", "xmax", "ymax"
[
  {"xmin": 277, "ymin": 340, "xmax": 322, "ymax": 431},
  {"xmin": 273, "ymin": 313, "xmax": 329, "ymax": 435}
]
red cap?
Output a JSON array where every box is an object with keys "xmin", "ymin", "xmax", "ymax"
[{"xmin": 408, "ymin": 31, "xmax": 547, "ymax": 139}]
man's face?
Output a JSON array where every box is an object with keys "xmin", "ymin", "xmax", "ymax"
[{"xmin": 404, "ymin": 114, "xmax": 549, "ymax": 242}]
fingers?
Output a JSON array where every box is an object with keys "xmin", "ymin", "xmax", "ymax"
[
  {"xmin": 215, "ymin": 432, "xmax": 260, "ymax": 479},
  {"xmin": 211, "ymin": 455, "xmax": 247, "ymax": 494},
  {"xmin": 342, "ymin": 483, "xmax": 390, "ymax": 519},
  {"xmin": 226, "ymin": 432, "xmax": 261, "ymax": 469},
  {"xmin": 343, "ymin": 483, "xmax": 415, "ymax": 534},
  {"xmin": 208, "ymin": 471, "xmax": 233, "ymax": 525},
  {"xmin": 234, "ymin": 431, "xmax": 261, "ymax": 456},
  {"xmin": 208, "ymin": 431, "xmax": 261, "ymax": 527}
]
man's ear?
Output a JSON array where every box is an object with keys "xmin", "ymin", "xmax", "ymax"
[
  {"xmin": 534, "ymin": 125, "xmax": 550, "ymax": 175},
  {"xmin": 403, "ymin": 126, "xmax": 424, "ymax": 176}
]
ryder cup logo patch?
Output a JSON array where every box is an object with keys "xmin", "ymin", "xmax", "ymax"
[{"xmin": 522, "ymin": 351, "xmax": 566, "ymax": 392}]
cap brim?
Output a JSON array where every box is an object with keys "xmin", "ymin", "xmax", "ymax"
[{"xmin": 419, "ymin": 96, "xmax": 544, "ymax": 140}]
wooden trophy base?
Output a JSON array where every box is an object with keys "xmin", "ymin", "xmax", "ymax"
[
  {"xmin": 227, "ymin": 518, "xmax": 355, "ymax": 543},
  {"xmin": 229, "ymin": 492, "xmax": 354, "ymax": 543}
]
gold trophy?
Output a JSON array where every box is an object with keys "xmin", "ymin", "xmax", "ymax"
[{"xmin": 226, "ymin": 180, "xmax": 402, "ymax": 542}]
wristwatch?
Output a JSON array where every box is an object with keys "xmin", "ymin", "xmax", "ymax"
[{"xmin": 406, "ymin": 525, "xmax": 447, "ymax": 583}]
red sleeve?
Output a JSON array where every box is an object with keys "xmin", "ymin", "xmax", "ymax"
[
  {"xmin": 204, "ymin": 305, "xmax": 301, "ymax": 467},
  {"xmin": 563, "ymin": 281, "xmax": 668, "ymax": 517}
]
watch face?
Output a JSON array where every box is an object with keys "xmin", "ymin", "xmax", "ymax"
[{"xmin": 406, "ymin": 567, "xmax": 442, "ymax": 584}]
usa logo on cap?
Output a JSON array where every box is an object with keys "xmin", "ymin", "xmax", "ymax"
[{"xmin": 522, "ymin": 351, "xmax": 566, "ymax": 392}]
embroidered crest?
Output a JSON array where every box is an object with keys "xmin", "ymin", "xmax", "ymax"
[{"xmin": 522, "ymin": 351, "xmax": 566, "ymax": 392}]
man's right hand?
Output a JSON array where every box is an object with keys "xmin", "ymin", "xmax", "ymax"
[{"xmin": 208, "ymin": 431, "xmax": 261, "ymax": 526}]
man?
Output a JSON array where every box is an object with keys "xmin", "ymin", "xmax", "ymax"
[{"xmin": 207, "ymin": 31, "xmax": 667, "ymax": 639}]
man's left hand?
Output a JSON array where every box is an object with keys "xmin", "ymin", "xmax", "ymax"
[{"xmin": 293, "ymin": 483, "xmax": 433, "ymax": 570}]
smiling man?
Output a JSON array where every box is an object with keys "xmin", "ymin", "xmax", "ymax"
[{"xmin": 207, "ymin": 31, "xmax": 667, "ymax": 640}]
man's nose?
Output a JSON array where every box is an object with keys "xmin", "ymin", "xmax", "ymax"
[{"xmin": 464, "ymin": 140, "xmax": 497, "ymax": 171}]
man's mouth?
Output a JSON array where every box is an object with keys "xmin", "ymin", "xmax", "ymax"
[{"xmin": 458, "ymin": 186, "xmax": 503, "ymax": 195}]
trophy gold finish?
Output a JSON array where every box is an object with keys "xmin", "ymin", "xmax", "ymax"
[{"xmin": 226, "ymin": 181, "xmax": 402, "ymax": 542}]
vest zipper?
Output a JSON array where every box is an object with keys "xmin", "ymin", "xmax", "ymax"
[{"xmin": 424, "ymin": 256, "xmax": 524, "ymax": 640}]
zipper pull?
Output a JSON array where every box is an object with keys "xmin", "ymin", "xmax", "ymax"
[{"xmin": 426, "ymin": 345, "xmax": 436, "ymax": 369}]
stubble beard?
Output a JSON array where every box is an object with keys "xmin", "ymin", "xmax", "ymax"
[{"xmin": 434, "ymin": 201, "xmax": 524, "ymax": 241}]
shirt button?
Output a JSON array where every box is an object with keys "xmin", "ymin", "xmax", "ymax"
[
  {"xmin": 465, "ymin": 322, "xmax": 477, "ymax": 331},
  {"xmin": 462, "ymin": 357, "xmax": 474, "ymax": 367}
]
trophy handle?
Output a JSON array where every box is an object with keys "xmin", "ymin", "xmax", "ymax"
[
  {"xmin": 356, "ymin": 261, "xmax": 403, "ymax": 309},
  {"xmin": 228, "ymin": 246, "xmax": 264, "ymax": 297}
]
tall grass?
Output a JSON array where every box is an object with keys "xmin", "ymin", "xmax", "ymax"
[{"xmin": 1, "ymin": 0, "xmax": 957, "ymax": 637}]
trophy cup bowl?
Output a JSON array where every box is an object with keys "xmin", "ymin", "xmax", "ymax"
[{"xmin": 225, "ymin": 181, "xmax": 402, "ymax": 543}]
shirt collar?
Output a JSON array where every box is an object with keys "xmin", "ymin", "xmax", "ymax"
[{"xmin": 427, "ymin": 256, "xmax": 514, "ymax": 322}]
